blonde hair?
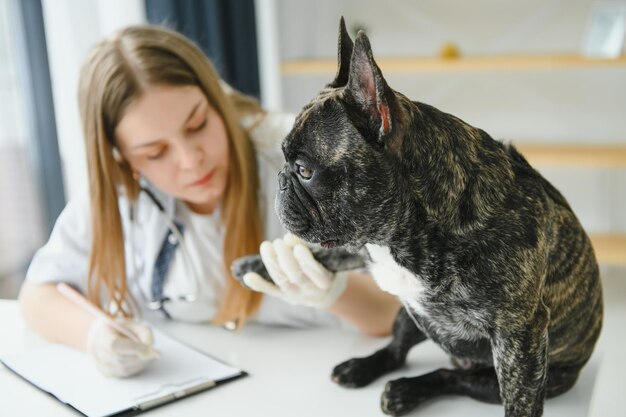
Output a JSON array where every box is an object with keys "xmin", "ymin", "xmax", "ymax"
[{"xmin": 78, "ymin": 25, "xmax": 264, "ymax": 327}]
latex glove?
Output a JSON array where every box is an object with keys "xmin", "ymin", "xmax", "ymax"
[
  {"xmin": 243, "ymin": 233, "xmax": 348, "ymax": 309},
  {"xmin": 86, "ymin": 317, "xmax": 156, "ymax": 378}
]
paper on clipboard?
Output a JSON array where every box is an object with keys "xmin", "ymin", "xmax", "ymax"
[{"xmin": 0, "ymin": 328, "xmax": 245, "ymax": 417}]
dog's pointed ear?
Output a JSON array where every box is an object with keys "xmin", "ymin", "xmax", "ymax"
[
  {"xmin": 328, "ymin": 17, "xmax": 353, "ymax": 88},
  {"xmin": 345, "ymin": 31, "xmax": 395, "ymax": 138}
]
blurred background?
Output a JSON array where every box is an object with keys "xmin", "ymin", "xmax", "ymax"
[
  {"xmin": 0, "ymin": 0, "xmax": 624, "ymax": 308},
  {"xmin": 0, "ymin": 0, "xmax": 624, "ymax": 414}
]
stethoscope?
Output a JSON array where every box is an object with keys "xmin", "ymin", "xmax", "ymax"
[{"xmin": 129, "ymin": 186, "xmax": 201, "ymax": 311}]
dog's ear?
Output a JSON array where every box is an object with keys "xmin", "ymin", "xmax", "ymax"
[
  {"xmin": 345, "ymin": 31, "xmax": 395, "ymax": 139},
  {"xmin": 329, "ymin": 17, "xmax": 354, "ymax": 88}
]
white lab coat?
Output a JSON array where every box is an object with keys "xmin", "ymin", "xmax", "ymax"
[{"xmin": 25, "ymin": 111, "xmax": 351, "ymax": 330}]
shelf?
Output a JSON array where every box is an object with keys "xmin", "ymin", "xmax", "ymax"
[
  {"xmin": 282, "ymin": 54, "xmax": 626, "ymax": 74},
  {"xmin": 516, "ymin": 144, "xmax": 626, "ymax": 167},
  {"xmin": 589, "ymin": 234, "xmax": 626, "ymax": 266}
]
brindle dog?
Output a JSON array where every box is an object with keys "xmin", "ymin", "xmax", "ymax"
[{"xmin": 233, "ymin": 18, "xmax": 603, "ymax": 417}]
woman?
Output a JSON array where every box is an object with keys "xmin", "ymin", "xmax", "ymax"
[{"xmin": 19, "ymin": 25, "xmax": 398, "ymax": 378}]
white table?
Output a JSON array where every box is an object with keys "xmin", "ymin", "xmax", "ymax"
[{"xmin": 0, "ymin": 299, "xmax": 620, "ymax": 417}]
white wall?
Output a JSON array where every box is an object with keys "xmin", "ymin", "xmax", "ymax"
[
  {"xmin": 41, "ymin": 0, "xmax": 146, "ymax": 201},
  {"xmin": 255, "ymin": 0, "xmax": 283, "ymax": 111},
  {"xmin": 277, "ymin": 0, "xmax": 626, "ymax": 141},
  {"xmin": 274, "ymin": 0, "xmax": 626, "ymax": 235},
  {"xmin": 39, "ymin": 0, "xmax": 626, "ymax": 236}
]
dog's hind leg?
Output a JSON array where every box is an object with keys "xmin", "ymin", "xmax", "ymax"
[
  {"xmin": 332, "ymin": 307, "xmax": 427, "ymax": 388},
  {"xmin": 545, "ymin": 364, "xmax": 582, "ymax": 398},
  {"xmin": 380, "ymin": 363, "xmax": 583, "ymax": 416}
]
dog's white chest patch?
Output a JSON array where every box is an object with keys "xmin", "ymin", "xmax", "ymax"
[{"xmin": 365, "ymin": 244, "xmax": 427, "ymax": 314}]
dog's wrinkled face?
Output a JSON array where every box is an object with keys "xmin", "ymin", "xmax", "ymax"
[
  {"xmin": 276, "ymin": 20, "xmax": 404, "ymax": 250},
  {"xmin": 276, "ymin": 97, "xmax": 392, "ymax": 250}
]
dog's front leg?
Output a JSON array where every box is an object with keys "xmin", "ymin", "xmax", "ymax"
[
  {"xmin": 491, "ymin": 301, "xmax": 550, "ymax": 417},
  {"xmin": 332, "ymin": 306, "xmax": 427, "ymax": 388}
]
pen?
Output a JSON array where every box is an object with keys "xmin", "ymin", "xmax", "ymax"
[{"xmin": 56, "ymin": 282, "xmax": 160, "ymax": 357}]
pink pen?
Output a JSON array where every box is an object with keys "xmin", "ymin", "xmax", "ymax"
[{"xmin": 56, "ymin": 282, "xmax": 160, "ymax": 357}]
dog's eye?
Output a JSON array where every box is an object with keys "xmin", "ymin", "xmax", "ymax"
[{"xmin": 296, "ymin": 164, "xmax": 313, "ymax": 180}]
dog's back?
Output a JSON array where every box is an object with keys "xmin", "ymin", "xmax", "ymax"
[
  {"xmin": 506, "ymin": 145, "xmax": 603, "ymax": 367},
  {"xmin": 399, "ymin": 96, "xmax": 603, "ymax": 369}
]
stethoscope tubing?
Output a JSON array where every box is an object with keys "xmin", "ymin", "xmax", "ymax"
[{"xmin": 129, "ymin": 187, "xmax": 201, "ymax": 310}]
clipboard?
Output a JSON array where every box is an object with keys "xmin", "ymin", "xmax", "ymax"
[{"xmin": 0, "ymin": 328, "xmax": 247, "ymax": 417}]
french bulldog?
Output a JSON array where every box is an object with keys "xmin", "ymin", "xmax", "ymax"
[{"xmin": 237, "ymin": 18, "xmax": 603, "ymax": 417}]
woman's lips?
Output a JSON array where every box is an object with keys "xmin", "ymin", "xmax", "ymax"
[{"xmin": 190, "ymin": 169, "xmax": 215, "ymax": 187}]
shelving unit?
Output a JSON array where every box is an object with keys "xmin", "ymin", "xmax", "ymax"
[
  {"xmin": 275, "ymin": 18, "xmax": 626, "ymax": 268},
  {"xmin": 283, "ymin": 59, "xmax": 626, "ymax": 265},
  {"xmin": 516, "ymin": 144, "xmax": 626, "ymax": 168},
  {"xmin": 282, "ymin": 54, "xmax": 626, "ymax": 75},
  {"xmin": 588, "ymin": 234, "xmax": 626, "ymax": 266}
]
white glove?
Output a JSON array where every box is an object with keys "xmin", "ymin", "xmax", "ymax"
[
  {"xmin": 86, "ymin": 317, "xmax": 157, "ymax": 378},
  {"xmin": 243, "ymin": 233, "xmax": 348, "ymax": 309}
]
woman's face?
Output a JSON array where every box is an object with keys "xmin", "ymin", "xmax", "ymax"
[{"xmin": 116, "ymin": 85, "xmax": 229, "ymax": 214}]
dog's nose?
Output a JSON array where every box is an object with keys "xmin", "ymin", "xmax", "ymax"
[{"xmin": 278, "ymin": 171, "xmax": 289, "ymax": 191}]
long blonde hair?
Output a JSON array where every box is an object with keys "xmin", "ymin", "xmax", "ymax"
[{"xmin": 78, "ymin": 25, "xmax": 264, "ymax": 327}]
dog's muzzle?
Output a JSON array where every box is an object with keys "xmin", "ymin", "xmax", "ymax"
[
  {"xmin": 278, "ymin": 170, "xmax": 289, "ymax": 191},
  {"xmin": 276, "ymin": 167, "xmax": 327, "ymax": 235}
]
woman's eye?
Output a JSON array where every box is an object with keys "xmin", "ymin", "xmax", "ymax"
[
  {"xmin": 147, "ymin": 149, "xmax": 166, "ymax": 160},
  {"xmin": 189, "ymin": 118, "xmax": 207, "ymax": 133},
  {"xmin": 297, "ymin": 164, "xmax": 313, "ymax": 180}
]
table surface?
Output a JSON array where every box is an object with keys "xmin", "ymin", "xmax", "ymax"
[{"xmin": 0, "ymin": 298, "xmax": 622, "ymax": 417}]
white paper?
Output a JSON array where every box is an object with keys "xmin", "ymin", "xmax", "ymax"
[{"xmin": 1, "ymin": 329, "xmax": 243, "ymax": 417}]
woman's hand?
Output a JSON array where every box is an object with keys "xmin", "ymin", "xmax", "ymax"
[
  {"xmin": 86, "ymin": 318, "xmax": 157, "ymax": 378},
  {"xmin": 243, "ymin": 233, "xmax": 348, "ymax": 309}
]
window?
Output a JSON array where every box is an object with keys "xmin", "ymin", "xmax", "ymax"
[{"xmin": 0, "ymin": 0, "xmax": 63, "ymax": 297}]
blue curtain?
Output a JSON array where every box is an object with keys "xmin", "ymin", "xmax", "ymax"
[
  {"xmin": 145, "ymin": 0, "xmax": 260, "ymax": 99},
  {"xmin": 13, "ymin": 0, "xmax": 65, "ymax": 234}
]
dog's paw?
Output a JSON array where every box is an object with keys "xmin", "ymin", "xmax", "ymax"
[
  {"xmin": 332, "ymin": 357, "xmax": 382, "ymax": 388},
  {"xmin": 381, "ymin": 377, "xmax": 428, "ymax": 416},
  {"xmin": 333, "ymin": 349, "xmax": 406, "ymax": 388}
]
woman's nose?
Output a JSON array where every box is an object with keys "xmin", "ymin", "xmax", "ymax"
[{"xmin": 177, "ymin": 140, "xmax": 203, "ymax": 170}]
